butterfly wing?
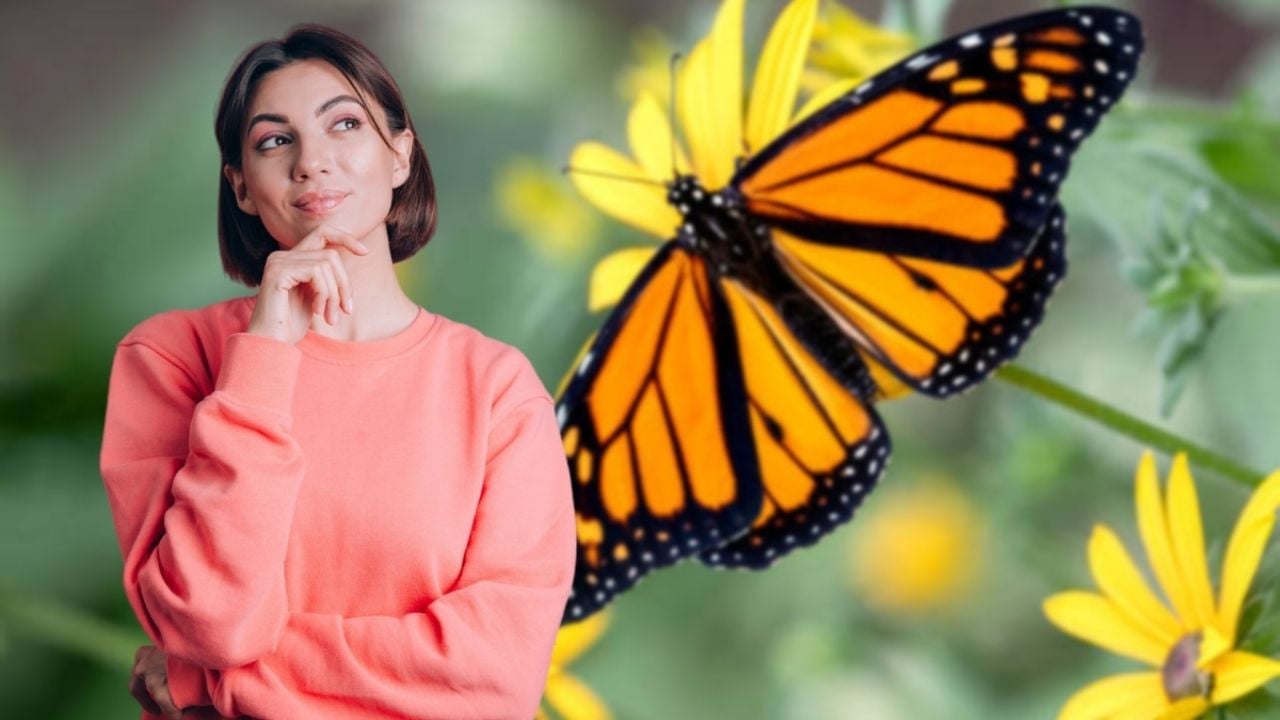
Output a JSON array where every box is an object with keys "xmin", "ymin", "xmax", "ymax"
[
  {"xmin": 696, "ymin": 275, "xmax": 891, "ymax": 569},
  {"xmin": 558, "ymin": 242, "xmax": 762, "ymax": 622},
  {"xmin": 733, "ymin": 6, "xmax": 1142, "ymax": 268},
  {"xmin": 772, "ymin": 202, "xmax": 1069, "ymax": 398}
]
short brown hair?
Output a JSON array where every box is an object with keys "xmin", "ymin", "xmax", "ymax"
[{"xmin": 214, "ymin": 23, "xmax": 436, "ymax": 287}]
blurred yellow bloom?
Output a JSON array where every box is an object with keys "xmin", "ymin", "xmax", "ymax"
[
  {"xmin": 800, "ymin": 1, "xmax": 914, "ymax": 100},
  {"xmin": 846, "ymin": 474, "xmax": 984, "ymax": 614},
  {"xmin": 1044, "ymin": 451, "xmax": 1280, "ymax": 720},
  {"xmin": 393, "ymin": 257, "xmax": 420, "ymax": 294},
  {"xmin": 615, "ymin": 27, "xmax": 678, "ymax": 106},
  {"xmin": 495, "ymin": 156, "xmax": 599, "ymax": 262},
  {"xmin": 537, "ymin": 610, "xmax": 612, "ymax": 720}
]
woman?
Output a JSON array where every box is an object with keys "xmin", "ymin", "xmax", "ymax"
[{"xmin": 100, "ymin": 23, "xmax": 576, "ymax": 720}]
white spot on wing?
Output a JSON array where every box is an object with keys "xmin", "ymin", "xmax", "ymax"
[
  {"xmin": 906, "ymin": 53, "xmax": 939, "ymax": 70},
  {"xmin": 959, "ymin": 33, "xmax": 982, "ymax": 49}
]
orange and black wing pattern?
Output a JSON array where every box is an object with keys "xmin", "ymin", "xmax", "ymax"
[
  {"xmin": 557, "ymin": 243, "xmax": 762, "ymax": 622},
  {"xmin": 771, "ymin": 202, "xmax": 1068, "ymax": 398},
  {"xmin": 697, "ymin": 277, "xmax": 890, "ymax": 569},
  {"xmin": 734, "ymin": 6, "xmax": 1141, "ymax": 269}
]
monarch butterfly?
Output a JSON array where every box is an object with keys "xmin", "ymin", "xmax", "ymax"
[{"xmin": 557, "ymin": 5, "xmax": 1143, "ymax": 622}]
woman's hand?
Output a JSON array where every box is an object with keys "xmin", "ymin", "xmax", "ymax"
[
  {"xmin": 131, "ymin": 644, "xmax": 182, "ymax": 720},
  {"xmin": 247, "ymin": 222, "xmax": 370, "ymax": 344},
  {"xmin": 131, "ymin": 646, "xmax": 250, "ymax": 719}
]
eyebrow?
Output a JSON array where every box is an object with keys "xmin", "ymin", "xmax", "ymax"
[{"xmin": 246, "ymin": 94, "xmax": 363, "ymax": 135}]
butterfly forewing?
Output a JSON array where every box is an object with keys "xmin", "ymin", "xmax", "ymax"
[{"xmin": 734, "ymin": 5, "xmax": 1142, "ymax": 268}]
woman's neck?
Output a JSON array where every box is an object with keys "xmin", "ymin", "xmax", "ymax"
[{"xmin": 305, "ymin": 226, "xmax": 422, "ymax": 342}]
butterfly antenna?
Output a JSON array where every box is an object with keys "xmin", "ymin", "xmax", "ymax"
[
  {"xmin": 561, "ymin": 165, "xmax": 666, "ymax": 187},
  {"xmin": 668, "ymin": 51, "xmax": 683, "ymax": 184}
]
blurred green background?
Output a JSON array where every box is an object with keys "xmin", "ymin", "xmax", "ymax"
[{"xmin": 2, "ymin": 0, "xmax": 1279, "ymax": 717}]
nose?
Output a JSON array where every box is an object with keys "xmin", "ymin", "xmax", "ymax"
[{"xmin": 291, "ymin": 137, "xmax": 332, "ymax": 181}]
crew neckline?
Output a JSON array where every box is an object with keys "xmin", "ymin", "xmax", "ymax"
[{"xmin": 295, "ymin": 305, "xmax": 436, "ymax": 363}]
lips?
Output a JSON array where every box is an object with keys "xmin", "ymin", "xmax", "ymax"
[{"xmin": 293, "ymin": 189, "xmax": 349, "ymax": 215}]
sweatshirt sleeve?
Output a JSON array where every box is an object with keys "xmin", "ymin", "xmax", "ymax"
[
  {"xmin": 205, "ymin": 393, "xmax": 577, "ymax": 720},
  {"xmin": 100, "ymin": 330, "xmax": 307, "ymax": 691}
]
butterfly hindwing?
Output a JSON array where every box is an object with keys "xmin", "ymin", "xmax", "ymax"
[
  {"xmin": 733, "ymin": 5, "xmax": 1141, "ymax": 268},
  {"xmin": 558, "ymin": 242, "xmax": 763, "ymax": 622},
  {"xmin": 771, "ymin": 203, "xmax": 1069, "ymax": 398},
  {"xmin": 697, "ymin": 278, "xmax": 891, "ymax": 569}
]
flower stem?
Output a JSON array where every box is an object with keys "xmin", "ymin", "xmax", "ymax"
[
  {"xmin": 0, "ymin": 582, "xmax": 142, "ymax": 671},
  {"xmin": 995, "ymin": 364, "xmax": 1266, "ymax": 487}
]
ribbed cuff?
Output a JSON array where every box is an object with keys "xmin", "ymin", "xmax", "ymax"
[
  {"xmin": 166, "ymin": 653, "xmax": 213, "ymax": 708},
  {"xmin": 215, "ymin": 332, "xmax": 303, "ymax": 417}
]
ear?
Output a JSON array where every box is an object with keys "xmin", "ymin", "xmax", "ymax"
[
  {"xmin": 390, "ymin": 129, "xmax": 414, "ymax": 190},
  {"xmin": 223, "ymin": 163, "xmax": 259, "ymax": 216}
]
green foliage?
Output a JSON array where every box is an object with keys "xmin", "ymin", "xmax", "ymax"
[{"xmin": 1066, "ymin": 97, "xmax": 1280, "ymax": 417}]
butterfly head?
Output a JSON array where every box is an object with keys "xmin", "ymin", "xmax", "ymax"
[{"xmin": 666, "ymin": 174, "xmax": 721, "ymax": 216}]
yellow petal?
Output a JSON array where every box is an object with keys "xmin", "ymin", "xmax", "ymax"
[
  {"xmin": 569, "ymin": 142, "xmax": 679, "ymax": 239},
  {"xmin": 1044, "ymin": 591, "xmax": 1169, "ymax": 666},
  {"xmin": 628, "ymin": 92, "xmax": 691, "ymax": 183},
  {"xmin": 1197, "ymin": 624, "xmax": 1231, "ymax": 669},
  {"xmin": 1056, "ymin": 672, "xmax": 1167, "ymax": 720},
  {"xmin": 1210, "ymin": 650, "xmax": 1280, "ymax": 706},
  {"xmin": 791, "ymin": 77, "xmax": 858, "ymax": 127},
  {"xmin": 551, "ymin": 610, "xmax": 611, "ymax": 666},
  {"xmin": 1088, "ymin": 524, "xmax": 1182, "ymax": 646},
  {"xmin": 1155, "ymin": 697, "xmax": 1209, "ymax": 720},
  {"xmin": 1208, "ymin": 648, "xmax": 1280, "ymax": 702},
  {"xmin": 544, "ymin": 671, "xmax": 613, "ymax": 720},
  {"xmin": 679, "ymin": 0, "xmax": 743, "ymax": 189},
  {"xmin": 1136, "ymin": 450, "xmax": 1198, "ymax": 629},
  {"xmin": 588, "ymin": 246, "xmax": 660, "ymax": 312},
  {"xmin": 1219, "ymin": 469, "xmax": 1280, "ymax": 642},
  {"xmin": 678, "ymin": 41, "xmax": 714, "ymax": 184},
  {"xmin": 745, "ymin": 0, "xmax": 818, "ymax": 153},
  {"xmin": 1165, "ymin": 453, "xmax": 1217, "ymax": 628}
]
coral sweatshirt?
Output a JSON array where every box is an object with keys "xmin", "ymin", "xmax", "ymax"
[{"xmin": 99, "ymin": 294, "xmax": 576, "ymax": 720}]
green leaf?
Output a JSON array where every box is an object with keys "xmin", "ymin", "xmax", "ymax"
[{"xmin": 1226, "ymin": 685, "xmax": 1280, "ymax": 720}]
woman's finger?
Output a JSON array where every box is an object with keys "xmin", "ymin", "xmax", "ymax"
[
  {"xmin": 319, "ymin": 254, "xmax": 339, "ymax": 325},
  {"xmin": 129, "ymin": 670, "xmax": 163, "ymax": 715},
  {"xmin": 328, "ymin": 249, "xmax": 353, "ymax": 314},
  {"xmin": 144, "ymin": 670, "xmax": 183, "ymax": 720},
  {"xmin": 297, "ymin": 222, "xmax": 368, "ymax": 256},
  {"xmin": 308, "ymin": 264, "xmax": 327, "ymax": 319}
]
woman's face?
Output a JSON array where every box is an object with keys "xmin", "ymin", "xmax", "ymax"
[{"xmin": 224, "ymin": 58, "xmax": 414, "ymax": 249}]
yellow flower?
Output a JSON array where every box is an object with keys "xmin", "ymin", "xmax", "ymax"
[
  {"xmin": 846, "ymin": 474, "xmax": 984, "ymax": 614},
  {"xmin": 538, "ymin": 610, "xmax": 612, "ymax": 720},
  {"xmin": 569, "ymin": 0, "xmax": 822, "ymax": 312},
  {"xmin": 614, "ymin": 27, "xmax": 678, "ymax": 106},
  {"xmin": 494, "ymin": 156, "xmax": 599, "ymax": 262},
  {"xmin": 801, "ymin": 1, "xmax": 914, "ymax": 99},
  {"xmin": 1044, "ymin": 451, "xmax": 1280, "ymax": 720}
]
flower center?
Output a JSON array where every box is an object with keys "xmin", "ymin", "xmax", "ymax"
[{"xmin": 1162, "ymin": 632, "xmax": 1214, "ymax": 702}]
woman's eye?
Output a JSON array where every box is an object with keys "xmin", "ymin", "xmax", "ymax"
[{"xmin": 256, "ymin": 117, "xmax": 362, "ymax": 151}]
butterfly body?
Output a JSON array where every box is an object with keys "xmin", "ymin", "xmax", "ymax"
[
  {"xmin": 670, "ymin": 175, "xmax": 882, "ymax": 400},
  {"xmin": 560, "ymin": 5, "xmax": 1142, "ymax": 623}
]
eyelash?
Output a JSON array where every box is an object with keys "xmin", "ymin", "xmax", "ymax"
[{"xmin": 256, "ymin": 116, "xmax": 363, "ymax": 151}]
